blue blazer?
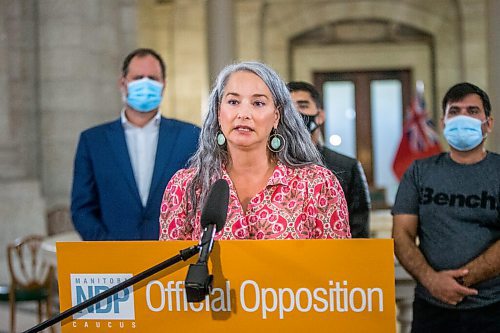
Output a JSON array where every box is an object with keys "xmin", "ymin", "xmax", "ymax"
[{"xmin": 71, "ymin": 117, "xmax": 200, "ymax": 240}]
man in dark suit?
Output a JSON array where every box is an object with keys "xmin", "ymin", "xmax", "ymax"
[
  {"xmin": 71, "ymin": 48, "xmax": 200, "ymax": 240},
  {"xmin": 288, "ymin": 81, "xmax": 371, "ymax": 238}
]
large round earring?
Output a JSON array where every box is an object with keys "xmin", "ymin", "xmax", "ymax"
[
  {"xmin": 268, "ymin": 128, "xmax": 285, "ymax": 153},
  {"xmin": 216, "ymin": 130, "xmax": 226, "ymax": 147}
]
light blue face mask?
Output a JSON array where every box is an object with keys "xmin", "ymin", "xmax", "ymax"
[
  {"xmin": 126, "ymin": 77, "xmax": 164, "ymax": 112},
  {"xmin": 443, "ymin": 115, "xmax": 486, "ymax": 151}
]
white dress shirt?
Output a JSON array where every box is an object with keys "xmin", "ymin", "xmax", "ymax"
[{"xmin": 121, "ymin": 110, "xmax": 161, "ymax": 207}]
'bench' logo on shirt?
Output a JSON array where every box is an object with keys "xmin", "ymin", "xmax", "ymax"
[
  {"xmin": 420, "ymin": 187, "xmax": 498, "ymax": 210},
  {"xmin": 71, "ymin": 273, "xmax": 135, "ymax": 320}
]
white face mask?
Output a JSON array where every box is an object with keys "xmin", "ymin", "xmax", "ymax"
[{"xmin": 443, "ymin": 115, "xmax": 486, "ymax": 151}]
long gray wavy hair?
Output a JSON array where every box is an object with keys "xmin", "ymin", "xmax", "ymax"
[{"xmin": 186, "ymin": 61, "xmax": 323, "ymax": 216}]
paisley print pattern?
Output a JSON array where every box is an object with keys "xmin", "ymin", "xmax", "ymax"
[{"xmin": 159, "ymin": 162, "xmax": 350, "ymax": 240}]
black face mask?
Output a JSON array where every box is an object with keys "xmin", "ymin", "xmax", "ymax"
[{"xmin": 301, "ymin": 113, "xmax": 320, "ymax": 133}]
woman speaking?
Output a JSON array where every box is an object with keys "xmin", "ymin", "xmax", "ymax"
[{"xmin": 159, "ymin": 62, "xmax": 350, "ymax": 240}]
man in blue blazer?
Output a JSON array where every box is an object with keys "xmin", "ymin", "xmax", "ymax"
[{"xmin": 71, "ymin": 48, "xmax": 200, "ymax": 240}]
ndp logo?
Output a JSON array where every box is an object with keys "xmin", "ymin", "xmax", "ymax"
[{"xmin": 70, "ymin": 273, "xmax": 135, "ymax": 320}]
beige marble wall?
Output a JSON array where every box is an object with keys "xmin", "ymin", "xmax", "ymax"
[{"xmin": 134, "ymin": 0, "xmax": 493, "ymax": 150}]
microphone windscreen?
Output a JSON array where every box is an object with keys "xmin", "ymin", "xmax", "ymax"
[{"xmin": 200, "ymin": 179, "xmax": 229, "ymax": 232}]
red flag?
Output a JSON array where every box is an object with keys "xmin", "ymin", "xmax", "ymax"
[{"xmin": 392, "ymin": 93, "xmax": 442, "ymax": 180}]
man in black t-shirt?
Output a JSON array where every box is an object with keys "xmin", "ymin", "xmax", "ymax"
[{"xmin": 392, "ymin": 82, "xmax": 500, "ymax": 332}]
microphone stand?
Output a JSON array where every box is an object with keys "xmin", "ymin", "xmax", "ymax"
[
  {"xmin": 23, "ymin": 245, "xmax": 199, "ymax": 333},
  {"xmin": 184, "ymin": 224, "xmax": 216, "ymax": 302}
]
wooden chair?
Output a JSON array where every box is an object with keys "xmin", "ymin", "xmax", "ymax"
[
  {"xmin": 46, "ymin": 206, "xmax": 74, "ymax": 236},
  {"xmin": 0, "ymin": 235, "xmax": 54, "ymax": 333}
]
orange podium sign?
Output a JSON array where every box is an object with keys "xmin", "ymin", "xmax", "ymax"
[{"xmin": 57, "ymin": 239, "xmax": 395, "ymax": 332}]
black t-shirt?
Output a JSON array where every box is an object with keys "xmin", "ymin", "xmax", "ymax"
[{"xmin": 392, "ymin": 152, "xmax": 500, "ymax": 309}]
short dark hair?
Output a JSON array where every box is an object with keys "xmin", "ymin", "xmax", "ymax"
[
  {"xmin": 442, "ymin": 82, "xmax": 491, "ymax": 117},
  {"xmin": 121, "ymin": 48, "xmax": 166, "ymax": 79},
  {"xmin": 287, "ymin": 81, "xmax": 323, "ymax": 109}
]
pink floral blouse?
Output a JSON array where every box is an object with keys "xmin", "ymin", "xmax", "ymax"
[{"xmin": 159, "ymin": 162, "xmax": 351, "ymax": 240}]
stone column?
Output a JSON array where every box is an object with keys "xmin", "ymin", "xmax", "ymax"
[
  {"xmin": 206, "ymin": 0, "xmax": 235, "ymax": 84},
  {"xmin": 37, "ymin": 0, "xmax": 135, "ymax": 207},
  {"xmin": 0, "ymin": 0, "xmax": 38, "ymax": 179},
  {"xmin": 459, "ymin": 0, "xmax": 488, "ymax": 88},
  {"xmin": 487, "ymin": 0, "xmax": 500, "ymax": 152},
  {"xmin": 235, "ymin": 0, "xmax": 264, "ymax": 61},
  {"xmin": 170, "ymin": 0, "xmax": 206, "ymax": 124},
  {"xmin": 0, "ymin": 0, "xmax": 46, "ymax": 284},
  {"xmin": 0, "ymin": 0, "xmax": 11, "ymax": 149}
]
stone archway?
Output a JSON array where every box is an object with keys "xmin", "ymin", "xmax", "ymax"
[{"xmin": 261, "ymin": 0, "xmax": 462, "ymax": 100}]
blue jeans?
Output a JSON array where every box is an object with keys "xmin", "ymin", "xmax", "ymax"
[{"xmin": 411, "ymin": 297, "xmax": 500, "ymax": 333}]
